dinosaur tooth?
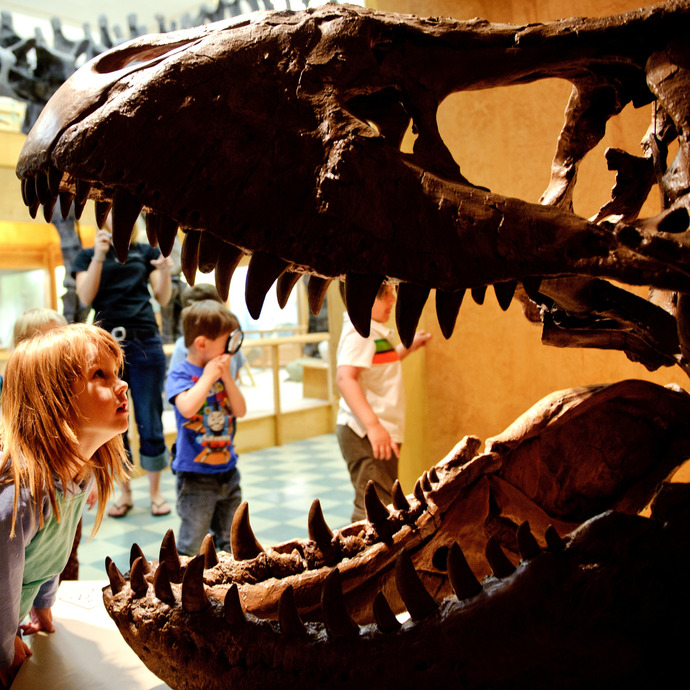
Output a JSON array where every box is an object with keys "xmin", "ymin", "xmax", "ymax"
[
  {"xmin": 130, "ymin": 543, "xmax": 151, "ymax": 573},
  {"xmin": 428, "ymin": 466, "xmax": 439, "ymax": 484},
  {"xmin": 276, "ymin": 271, "xmax": 301, "ymax": 309},
  {"xmin": 373, "ymin": 591, "xmax": 401, "ymax": 633},
  {"xmin": 471, "ymin": 286, "xmax": 487, "ymax": 305},
  {"xmin": 447, "ymin": 542, "xmax": 482, "ymax": 599},
  {"xmin": 159, "ymin": 528, "xmax": 182, "ymax": 583},
  {"xmin": 198, "ymin": 232, "xmax": 222, "ymax": 273},
  {"xmin": 494, "ymin": 281, "xmax": 517, "ymax": 311},
  {"xmin": 153, "ymin": 561, "xmax": 175, "ymax": 605},
  {"xmin": 74, "ymin": 179, "xmax": 91, "ymax": 220},
  {"xmin": 215, "ymin": 243, "xmax": 244, "ymax": 301},
  {"xmin": 395, "ymin": 282, "xmax": 430, "ymax": 349},
  {"xmin": 112, "ymin": 188, "xmax": 142, "ymax": 262},
  {"xmin": 485, "ymin": 536, "xmax": 516, "ymax": 578},
  {"xmin": 522, "ymin": 277, "xmax": 543, "ymax": 302},
  {"xmin": 223, "ymin": 583, "xmax": 245, "ymax": 626},
  {"xmin": 394, "ymin": 548, "xmax": 438, "ymax": 621},
  {"xmin": 364, "ymin": 480, "xmax": 390, "ymax": 525},
  {"xmin": 516, "ymin": 521, "xmax": 541, "ymax": 561},
  {"xmin": 151, "ymin": 212, "xmax": 179, "ymax": 257},
  {"xmin": 307, "ymin": 498, "xmax": 335, "ymax": 556},
  {"xmin": 231, "ymin": 501, "xmax": 265, "ymax": 561},
  {"xmin": 20, "ymin": 177, "xmax": 31, "ymax": 207},
  {"xmin": 28, "ymin": 196, "xmax": 39, "ymax": 219},
  {"xmin": 35, "ymin": 170, "xmax": 49, "ymax": 205},
  {"xmin": 105, "ymin": 556, "xmax": 125, "ymax": 595},
  {"xmin": 435, "ymin": 289, "xmax": 464, "ymax": 339},
  {"xmin": 48, "ymin": 165, "xmax": 62, "ymax": 197},
  {"xmin": 95, "ymin": 198, "xmax": 113, "ymax": 230},
  {"xmin": 200, "ymin": 534, "xmax": 219, "ymax": 568},
  {"xmin": 413, "ymin": 478, "xmax": 427, "ymax": 507},
  {"xmin": 245, "ymin": 252, "xmax": 289, "ymax": 320},
  {"xmin": 144, "ymin": 212, "xmax": 161, "ymax": 248},
  {"xmin": 279, "ymin": 584, "xmax": 306, "ymax": 636},
  {"xmin": 307, "ymin": 275, "xmax": 331, "ymax": 315},
  {"xmin": 545, "ymin": 524, "xmax": 566, "ymax": 552},
  {"xmin": 344, "ymin": 273, "xmax": 385, "ymax": 338},
  {"xmin": 130, "ymin": 556, "xmax": 149, "ymax": 597},
  {"xmin": 322, "ymin": 567, "xmax": 359, "ymax": 638},
  {"xmin": 181, "ymin": 229, "xmax": 201, "ymax": 285},
  {"xmin": 59, "ymin": 191, "xmax": 74, "ymax": 220},
  {"xmin": 421, "ymin": 471, "xmax": 432, "ymax": 492},
  {"xmin": 42, "ymin": 193, "xmax": 58, "ymax": 223},
  {"xmin": 182, "ymin": 554, "xmax": 210, "ymax": 613},
  {"xmin": 391, "ymin": 479, "xmax": 410, "ymax": 511}
]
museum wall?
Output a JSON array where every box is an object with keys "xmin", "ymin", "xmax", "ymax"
[{"xmin": 368, "ymin": 0, "xmax": 685, "ymax": 490}]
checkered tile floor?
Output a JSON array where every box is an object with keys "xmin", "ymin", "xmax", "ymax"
[{"xmin": 79, "ymin": 434, "xmax": 353, "ymax": 581}]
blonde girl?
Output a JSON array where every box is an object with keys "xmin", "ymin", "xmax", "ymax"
[{"xmin": 0, "ymin": 324, "xmax": 130, "ymax": 685}]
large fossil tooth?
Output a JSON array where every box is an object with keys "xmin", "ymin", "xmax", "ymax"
[
  {"xmin": 153, "ymin": 561, "xmax": 175, "ymax": 605},
  {"xmin": 395, "ymin": 283, "xmax": 430, "ymax": 349},
  {"xmin": 516, "ymin": 521, "xmax": 541, "ymax": 561},
  {"xmin": 522, "ymin": 277, "xmax": 544, "ymax": 303},
  {"xmin": 391, "ymin": 479, "xmax": 410, "ymax": 511},
  {"xmin": 364, "ymin": 480, "xmax": 390, "ymax": 525},
  {"xmin": 413, "ymin": 478, "xmax": 427, "ymax": 507},
  {"xmin": 421, "ymin": 471, "xmax": 432, "ymax": 492},
  {"xmin": 35, "ymin": 170, "xmax": 49, "ymax": 205},
  {"xmin": 215, "ymin": 243, "xmax": 244, "ymax": 302},
  {"xmin": 394, "ymin": 548, "xmax": 437, "ymax": 621},
  {"xmin": 146, "ymin": 212, "xmax": 178, "ymax": 257},
  {"xmin": 231, "ymin": 501, "xmax": 265, "ymax": 561},
  {"xmin": 223, "ymin": 583, "xmax": 245, "ymax": 625},
  {"xmin": 447, "ymin": 542, "xmax": 482, "ymax": 599},
  {"xmin": 95, "ymin": 199, "xmax": 112, "ymax": 230},
  {"xmin": 494, "ymin": 281, "xmax": 517, "ymax": 311},
  {"xmin": 111, "ymin": 188, "xmax": 142, "ymax": 263},
  {"xmin": 48, "ymin": 165, "xmax": 62, "ymax": 197},
  {"xmin": 74, "ymin": 179, "xmax": 91, "ymax": 220},
  {"xmin": 344, "ymin": 273, "xmax": 384, "ymax": 338},
  {"xmin": 42, "ymin": 194, "xmax": 58, "ymax": 223},
  {"xmin": 373, "ymin": 591, "xmax": 401, "ymax": 633},
  {"xmin": 130, "ymin": 543, "xmax": 151, "ymax": 573},
  {"xmin": 428, "ymin": 466, "xmax": 439, "ymax": 484},
  {"xmin": 144, "ymin": 212, "xmax": 161, "ymax": 248},
  {"xmin": 200, "ymin": 533, "xmax": 219, "ymax": 568},
  {"xmin": 245, "ymin": 252, "xmax": 289, "ymax": 319},
  {"xmin": 130, "ymin": 556, "xmax": 149, "ymax": 597},
  {"xmin": 307, "ymin": 499, "xmax": 334, "ymax": 556},
  {"xmin": 307, "ymin": 275, "xmax": 331, "ymax": 315},
  {"xmin": 20, "ymin": 177, "xmax": 32, "ymax": 207},
  {"xmin": 485, "ymin": 536, "xmax": 516, "ymax": 578},
  {"xmin": 182, "ymin": 554, "xmax": 210, "ymax": 613},
  {"xmin": 181, "ymin": 229, "xmax": 201, "ymax": 285},
  {"xmin": 545, "ymin": 524, "xmax": 566, "ymax": 552},
  {"xmin": 471, "ymin": 286, "xmax": 487, "ymax": 305},
  {"xmin": 28, "ymin": 196, "xmax": 39, "ymax": 219},
  {"xmin": 279, "ymin": 584, "xmax": 306, "ymax": 636},
  {"xmin": 276, "ymin": 271, "xmax": 301, "ymax": 309},
  {"xmin": 435, "ymin": 289, "xmax": 464, "ymax": 339},
  {"xmin": 59, "ymin": 191, "xmax": 74, "ymax": 220},
  {"xmin": 159, "ymin": 528, "xmax": 182, "ymax": 583},
  {"xmin": 198, "ymin": 232, "xmax": 222, "ymax": 273},
  {"xmin": 105, "ymin": 556, "xmax": 125, "ymax": 595},
  {"xmin": 322, "ymin": 568, "xmax": 359, "ymax": 638}
]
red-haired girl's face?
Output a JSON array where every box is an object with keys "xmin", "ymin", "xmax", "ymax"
[{"xmin": 72, "ymin": 347, "xmax": 129, "ymax": 454}]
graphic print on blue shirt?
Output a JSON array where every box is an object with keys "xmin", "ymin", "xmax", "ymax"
[{"xmin": 184, "ymin": 378, "xmax": 234, "ymax": 465}]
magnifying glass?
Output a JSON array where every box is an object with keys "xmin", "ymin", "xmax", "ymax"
[{"xmin": 225, "ymin": 328, "xmax": 244, "ymax": 355}]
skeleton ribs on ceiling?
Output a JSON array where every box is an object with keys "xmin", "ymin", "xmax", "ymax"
[{"xmin": 14, "ymin": 2, "xmax": 690, "ymax": 687}]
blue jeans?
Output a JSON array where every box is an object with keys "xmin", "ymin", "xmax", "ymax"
[
  {"xmin": 175, "ymin": 468, "xmax": 242, "ymax": 556},
  {"xmin": 121, "ymin": 335, "xmax": 169, "ymax": 472}
]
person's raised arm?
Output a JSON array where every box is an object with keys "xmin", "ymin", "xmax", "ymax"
[
  {"xmin": 149, "ymin": 254, "xmax": 172, "ymax": 307},
  {"xmin": 336, "ymin": 365, "xmax": 398, "ymax": 461},
  {"xmin": 75, "ymin": 228, "xmax": 111, "ymax": 305}
]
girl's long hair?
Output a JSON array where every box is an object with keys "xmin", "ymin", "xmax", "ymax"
[{"xmin": 0, "ymin": 323, "xmax": 130, "ymax": 535}]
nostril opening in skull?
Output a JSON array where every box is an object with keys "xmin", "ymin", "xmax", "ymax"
[
  {"xmin": 344, "ymin": 87, "xmax": 411, "ymax": 149},
  {"xmin": 94, "ymin": 41, "xmax": 191, "ymax": 74},
  {"xmin": 658, "ymin": 206, "xmax": 689, "ymax": 234}
]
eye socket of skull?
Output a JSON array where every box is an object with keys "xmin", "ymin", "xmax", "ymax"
[{"xmin": 94, "ymin": 41, "xmax": 192, "ymax": 74}]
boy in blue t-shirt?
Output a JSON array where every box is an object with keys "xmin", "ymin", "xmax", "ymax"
[{"xmin": 166, "ymin": 300, "xmax": 247, "ymax": 556}]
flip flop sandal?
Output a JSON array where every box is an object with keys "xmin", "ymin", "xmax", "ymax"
[
  {"xmin": 151, "ymin": 499, "xmax": 171, "ymax": 516},
  {"xmin": 108, "ymin": 501, "xmax": 133, "ymax": 518}
]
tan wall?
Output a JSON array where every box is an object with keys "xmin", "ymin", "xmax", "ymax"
[{"xmin": 368, "ymin": 0, "xmax": 683, "ymax": 491}]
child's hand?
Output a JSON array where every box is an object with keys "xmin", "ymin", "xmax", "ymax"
[
  {"xmin": 203, "ymin": 354, "xmax": 231, "ymax": 381},
  {"xmin": 409, "ymin": 330, "xmax": 432, "ymax": 353},
  {"xmin": 20, "ymin": 606, "xmax": 55, "ymax": 635},
  {"xmin": 86, "ymin": 486, "xmax": 98, "ymax": 509},
  {"xmin": 0, "ymin": 635, "xmax": 32, "ymax": 687}
]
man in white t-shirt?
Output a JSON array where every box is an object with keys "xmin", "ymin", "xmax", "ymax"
[{"xmin": 336, "ymin": 284, "xmax": 431, "ymax": 521}]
